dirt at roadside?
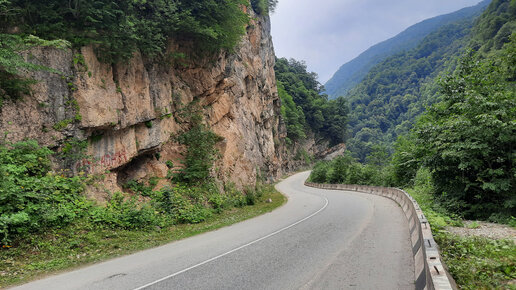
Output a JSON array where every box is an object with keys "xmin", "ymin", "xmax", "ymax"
[{"xmin": 446, "ymin": 221, "xmax": 516, "ymax": 243}]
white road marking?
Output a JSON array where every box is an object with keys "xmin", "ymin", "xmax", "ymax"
[{"xmin": 133, "ymin": 195, "xmax": 329, "ymax": 290}]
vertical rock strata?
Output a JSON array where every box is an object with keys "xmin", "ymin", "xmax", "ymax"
[{"xmin": 0, "ymin": 12, "xmax": 283, "ymax": 189}]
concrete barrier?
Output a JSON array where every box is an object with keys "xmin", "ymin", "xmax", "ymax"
[{"xmin": 304, "ymin": 182, "xmax": 456, "ymax": 290}]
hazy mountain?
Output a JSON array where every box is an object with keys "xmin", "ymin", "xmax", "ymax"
[{"xmin": 323, "ymin": 0, "xmax": 491, "ymax": 99}]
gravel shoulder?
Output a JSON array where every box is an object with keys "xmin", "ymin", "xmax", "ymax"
[{"xmin": 446, "ymin": 220, "xmax": 516, "ymax": 243}]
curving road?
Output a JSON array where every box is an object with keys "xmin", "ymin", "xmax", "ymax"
[{"xmin": 13, "ymin": 172, "xmax": 414, "ymax": 290}]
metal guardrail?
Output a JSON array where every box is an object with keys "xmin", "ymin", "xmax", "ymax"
[{"xmin": 304, "ymin": 182, "xmax": 456, "ymax": 290}]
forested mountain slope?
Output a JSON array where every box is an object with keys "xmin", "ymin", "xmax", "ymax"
[
  {"xmin": 396, "ymin": 0, "xmax": 516, "ymax": 219},
  {"xmin": 345, "ymin": 18, "xmax": 477, "ymax": 161},
  {"xmin": 344, "ymin": 0, "xmax": 515, "ymax": 161},
  {"xmin": 324, "ymin": 0, "xmax": 490, "ymax": 99}
]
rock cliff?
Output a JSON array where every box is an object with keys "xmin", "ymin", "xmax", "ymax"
[{"xmin": 0, "ymin": 12, "xmax": 283, "ymax": 193}]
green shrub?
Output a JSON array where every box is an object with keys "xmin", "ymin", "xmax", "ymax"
[
  {"xmin": 151, "ymin": 186, "xmax": 212, "ymax": 224},
  {"xmin": 251, "ymin": 0, "xmax": 278, "ymax": 15},
  {"xmin": 174, "ymin": 110, "xmax": 223, "ymax": 184},
  {"xmin": 91, "ymin": 192, "xmax": 162, "ymax": 229},
  {"xmin": 309, "ymin": 151, "xmax": 393, "ymax": 187},
  {"xmin": 0, "ymin": 141, "xmax": 88, "ymax": 245},
  {"xmin": 310, "ymin": 161, "xmax": 330, "ymax": 183},
  {"xmin": 436, "ymin": 234, "xmax": 516, "ymax": 289},
  {"xmin": 208, "ymin": 193, "xmax": 225, "ymax": 213},
  {"xmin": 244, "ymin": 186, "xmax": 258, "ymax": 205},
  {"xmin": 126, "ymin": 180, "xmax": 154, "ymax": 197},
  {"xmin": 223, "ymin": 182, "xmax": 247, "ymax": 208}
]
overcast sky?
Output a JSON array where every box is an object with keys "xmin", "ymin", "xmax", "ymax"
[{"xmin": 270, "ymin": 0, "xmax": 483, "ymax": 83}]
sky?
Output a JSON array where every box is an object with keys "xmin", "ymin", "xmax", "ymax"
[{"xmin": 270, "ymin": 0, "xmax": 483, "ymax": 83}]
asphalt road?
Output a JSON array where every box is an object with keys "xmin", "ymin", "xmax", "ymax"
[{"xmin": 12, "ymin": 172, "xmax": 414, "ymax": 290}]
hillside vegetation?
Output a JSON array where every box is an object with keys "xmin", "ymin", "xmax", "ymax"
[
  {"xmin": 275, "ymin": 58, "xmax": 348, "ymax": 146},
  {"xmin": 345, "ymin": 17, "xmax": 476, "ymax": 161},
  {"xmin": 323, "ymin": 0, "xmax": 490, "ymax": 98},
  {"xmin": 343, "ymin": 0, "xmax": 516, "ymax": 220},
  {"xmin": 344, "ymin": 0, "xmax": 515, "ymax": 161}
]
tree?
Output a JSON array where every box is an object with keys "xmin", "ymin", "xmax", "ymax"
[
  {"xmin": 275, "ymin": 57, "xmax": 348, "ymax": 145},
  {"xmin": 390, "ymin": 135, "xmax": 420, "ymax": 186},
  {"xmin": 415, "ymin": 37, "xmax": 516, "ymax": 219}
]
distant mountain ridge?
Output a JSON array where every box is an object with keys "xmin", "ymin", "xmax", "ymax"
[{"xmin": 323, "ymin": 0, "xmax": 491, "ymax": 99}]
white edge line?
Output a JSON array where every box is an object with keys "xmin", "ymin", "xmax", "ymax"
[{"xmin": 133, "ymin": 195, "xmax": 329, "ymax": 290}]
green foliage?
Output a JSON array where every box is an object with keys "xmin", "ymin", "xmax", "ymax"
[
  {"xmin": 125, "ymin": 180, "xmax": 154, "ymax": 197},
  {"xmin": 278, "ymin": 81, "xmax": 306, "ymax": 142},
  {"xmin": 309, "ymin": 161, "xmax": 332, "ymax": 183},
  {"xmin": 0, "ymin": 139, "xmax": 279, "ymax": 249},
  {"xmin": 345, "ymin": 17, "xmax": 477, "ymax": 161},
  {"xmin": 470, "ymin": 0, "xmax": 516, "ymax": 52},
  {"xmin": 308, "ymin": 149, "xmax": 394, "ymax": 187},
  {"xmin": 251, "ymin": 0, "xmax": 278, "ymax": 15},
  {"xmin": 91, "ymin": 192, "xmax": 162, "ymax": 229},
  {"xmin": 1, "ymin": 0, "xmax": 249, "ymax": 64},
  {"xmin": 275, "ymin": 57, "xmax": 349, "ymax": 145},
  {"xmin": 436, "ymin": 234, "xmax": 516, "ymax": 289},
  {"xmin": 52, "ymin": 119, "xmax": 73, "ymax": 131},
  {"xmin": 174, "ymin": 108, "xmax": 223, "ymax": 184},
  {"xmin": 0, "ymin": 141, "xmax": 87, "ymax": 245},
  {"xmin": 390, "ymin": 134, "xmax": 421, "ymax": 186},
  {"xmin": 414, "ymin": 37, "xmax": 516, "ymax": 219}
]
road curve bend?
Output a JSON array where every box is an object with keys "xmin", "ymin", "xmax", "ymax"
[{"xmin": 13, "ymin": 172, "xmax": 414, "ymax": 290}]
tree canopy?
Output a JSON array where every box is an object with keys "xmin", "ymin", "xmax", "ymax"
[
  {"xmin": 344, "ymin": 17, "xmax": 477, "ymax": 161},
  {"xmin": 274, "ymin": 57, "xmax": 348, "ymax": 145},
  {"xmin": 414, "ymin": 37, "xmax": 515, "ymax": 219},
  {"xmin": 0, "ymin": 0, "xmax": 254, "ymax": 63}
]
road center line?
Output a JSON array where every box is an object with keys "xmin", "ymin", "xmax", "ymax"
[{"xmin": 133, "ymin": 193, "xmax": 329, "ymax": 290}]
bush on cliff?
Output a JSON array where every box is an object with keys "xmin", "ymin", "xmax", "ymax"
[{"xmin": 174, "ymin": 112, "xmax": 223, "ymax": 184}]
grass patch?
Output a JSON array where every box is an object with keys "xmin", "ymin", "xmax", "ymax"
[
  {"xmin": 0, "ymin": 185, "xmax": 285, "ymax": 288},
  {"xmin": 435, "ymin": 234, "xmax": 515, "ymax": 289}
]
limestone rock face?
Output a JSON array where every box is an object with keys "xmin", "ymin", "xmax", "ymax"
[
  {"xmin": 0, "ymin": 47, "xmax": 79, "ymax": 146},
  {"xmin": 0, "ymin": 12, "xmax": 283, "ymax": 190}
]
